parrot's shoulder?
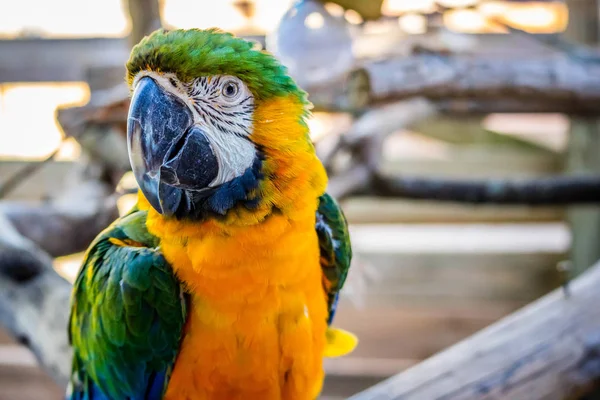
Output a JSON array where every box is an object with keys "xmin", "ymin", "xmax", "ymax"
[
  {"xmin": 68, "ymin": 206, "xmax": 187, "ymax": 400},
  {"xmin": 316, "ymin": 193, "xmax": 352, "ymax": 324},
  {"xmin": 96, "ymin": 204, "xmax": 161, "ymax": 248}
]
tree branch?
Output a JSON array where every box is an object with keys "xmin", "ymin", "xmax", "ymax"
[
  {"xmin": 0, "ymin": 178, "xmax": 119, "ymax": 388},
  {"xmin": 0, "ymin": 213, "xmax": 72, "ymax": 388},
  {"xmin": 306, "ymin": 53, "xmax": 600, "ymax": 113},
  {"xmin": 2, "ymin": 180, "xmax": 119, "ymax": 258},
  {"xmin": 343, "ymin": 98, "xmax": 436, "ymax": 146},
  {"xmin": 328, "ymin": 165, "xmax": 371, "ymax": 200},
  {"xmin": 0, "ymin": 146, "xmax": 61, "ymax": 200},
  {"xmin": 371, "ymin": 173, "xmax": 600, "ymax": 205},
  {"xmin": 367, "ymin": 54, "xmax": 600, "ymax": 104}
]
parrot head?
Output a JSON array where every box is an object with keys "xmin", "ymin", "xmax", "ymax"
[{"xmin": 126, "ymin": 29, "xmax": 326, "ymax": 222}]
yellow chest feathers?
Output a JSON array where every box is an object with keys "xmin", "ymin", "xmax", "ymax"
[{"xmin": 141, "ymin": 201, "xmax": 328, "ymax": 400}]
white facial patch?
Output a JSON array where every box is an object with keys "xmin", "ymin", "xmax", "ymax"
[
  {"xmin": 185, "ymin": 75, "xmax": 256, "ymax": 187},
  {"xmin": 204, "ymin": 128, "xmax": 256, "ymax": 187},
  {"xmin": 132, "ymin": 72, "xmax": 257, "ymax": 187}
]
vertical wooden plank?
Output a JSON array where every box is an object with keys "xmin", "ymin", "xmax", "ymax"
[
  {"xmin": 566, "ymin": 119, "xmax": 600, "ymax": 274},
  {"xmin": 124, "ymin": 0, "xmax": 162, "ymax": 48},
  {"xmin": 564, "ymin": 0, "xmax": 599, "ymax": 44},
  {"xmin": 565, "ymin": 0, "xmax": 600, "ymax": 276}
]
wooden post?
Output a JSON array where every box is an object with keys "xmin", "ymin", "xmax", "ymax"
[
  {"xmin": 565, "ymin": 0, "xmax": 600, "ymax": 276},
  {"xmin": 566, "ymin": 119, "xmax": 600, "ymax": 275},
  {"xmin": 124, "ymin": 0, "xmax": 163, "ymax": 48}
]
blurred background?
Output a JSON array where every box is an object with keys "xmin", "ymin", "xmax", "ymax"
[{"xmin": 1, "ymin": 0, "xmax": 600, "ymax": 399}]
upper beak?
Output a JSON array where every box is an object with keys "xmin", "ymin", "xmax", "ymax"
[{"xmin": 127, "ymin": 77, "xmax": 219, "ymax": 217}]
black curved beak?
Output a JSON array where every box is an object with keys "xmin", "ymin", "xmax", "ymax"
[{"xmin": 127, "ymin": 77, "xmax": 219, "ymax": 217}]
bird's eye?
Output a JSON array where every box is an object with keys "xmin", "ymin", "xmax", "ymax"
[{"xmin": 222, "ymin": 80, "xmax": 240, "ymax": 100}]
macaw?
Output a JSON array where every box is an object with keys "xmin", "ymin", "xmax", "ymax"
[{"xmin": 67, "ymin": 28, "xmax": 356, "ymax": 400}]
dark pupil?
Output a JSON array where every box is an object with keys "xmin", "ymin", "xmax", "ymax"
[{"xmin": 225, "ymin": 83, "xmax": 236, "ymax": 96}]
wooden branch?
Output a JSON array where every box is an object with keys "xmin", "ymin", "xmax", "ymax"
[
  {"xmin": 323, "ymin": 96, "xmax": 600, "ymax": 205},
  {"xmin": 0, "ymin": 178, "xmax": 119, "ymax": 387},
  {"xmin": 306, "ymin": 53, "xmax": 600, "ymax": 113},
  {"xmin": 325, "ymin": 98, "xmax": 437, "ymax": 199},
  {"xmin": 349, "ymin": 260, "xmax": 600, "ymax": 400},
  {"xmin": 371, "ymin": 173, "xmax": 600, "ymax": 205},
  {"xmin": 344, "ymin": 98, "xmax": 436, "ymax": 146},
  {"xmin": 0, "ymin": 213, "xmax": 72, "ymax": 388},
  {"xmin": 328, "ymin": 165, "xmax": 371, "ymax": 200},
  {"xmin": 330, "ymin": 167, "xmax": 600, "ymax": 205},
  {"xmin": 56, "ymin": 86, "xmax": 132, "ymax": 187},
  {"xmin": 2, "ymin": 180, "xmax": 119, "ymax": 258},
  {"xmin": 0, "ymin": 146, "xmax": 61, "ymax": 199},
  {"xmin": 367, "ymin": 54, "xmax": 600, "ymax": 104},
  {"xmin": 437, "ymin": 98, "xmax": 600, "ymax": 115}
]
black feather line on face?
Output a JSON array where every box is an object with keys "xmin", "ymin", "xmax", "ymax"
[
  {"xmin": 190, "ymin": 103, "xmax": 251, "ymax": 141},
  {"xmin": 184, "ymin": 76, "xmax": 255, "ymax": 139}
]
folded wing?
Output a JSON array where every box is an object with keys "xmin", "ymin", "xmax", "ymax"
[{"xmin": 68, "ymin": 208, "xmax": 187, "ymax": 400}]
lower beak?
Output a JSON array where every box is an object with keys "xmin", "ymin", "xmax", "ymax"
[{"xmin": 127, "ymin": 77, "xmax": 219, "ymax": 217}]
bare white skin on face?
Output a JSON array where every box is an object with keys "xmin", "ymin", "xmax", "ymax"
[{"xmin": 132, "ymin": 71, "xmax": 257, "ymax": 187}]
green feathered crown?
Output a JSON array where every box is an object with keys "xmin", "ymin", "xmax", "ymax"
[{"xmin": 126, "ymin": 28, "xmax": 308, "ymax": 104}]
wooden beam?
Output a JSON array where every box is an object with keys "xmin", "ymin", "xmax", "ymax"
[{"xmin": 349, "ymin": 260, "xmax": 600, "ymax": 400}]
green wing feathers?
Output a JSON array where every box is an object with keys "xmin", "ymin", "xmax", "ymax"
[
  {"xmin": 316, "ymin": 193, "xmax": 352, "ymax": 325},
  {"xmin": 68, "ymin": 208, "xmax": 186, "ymax": 400}
]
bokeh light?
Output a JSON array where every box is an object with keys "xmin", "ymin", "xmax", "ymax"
[
  {"xmin": 382, "ymin": 0, "xmax": 436, "ymax": 15},
  {"xmin": 0, "ymin": 82, "xmax": 89, "ymax": 160},
  {"xmin": 398, "ymin": 13, "xmax": 428, "ymax": 34},
  {"xmin": 0, "ymin": 0, "xmax": 129, "ymax": 38}
]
